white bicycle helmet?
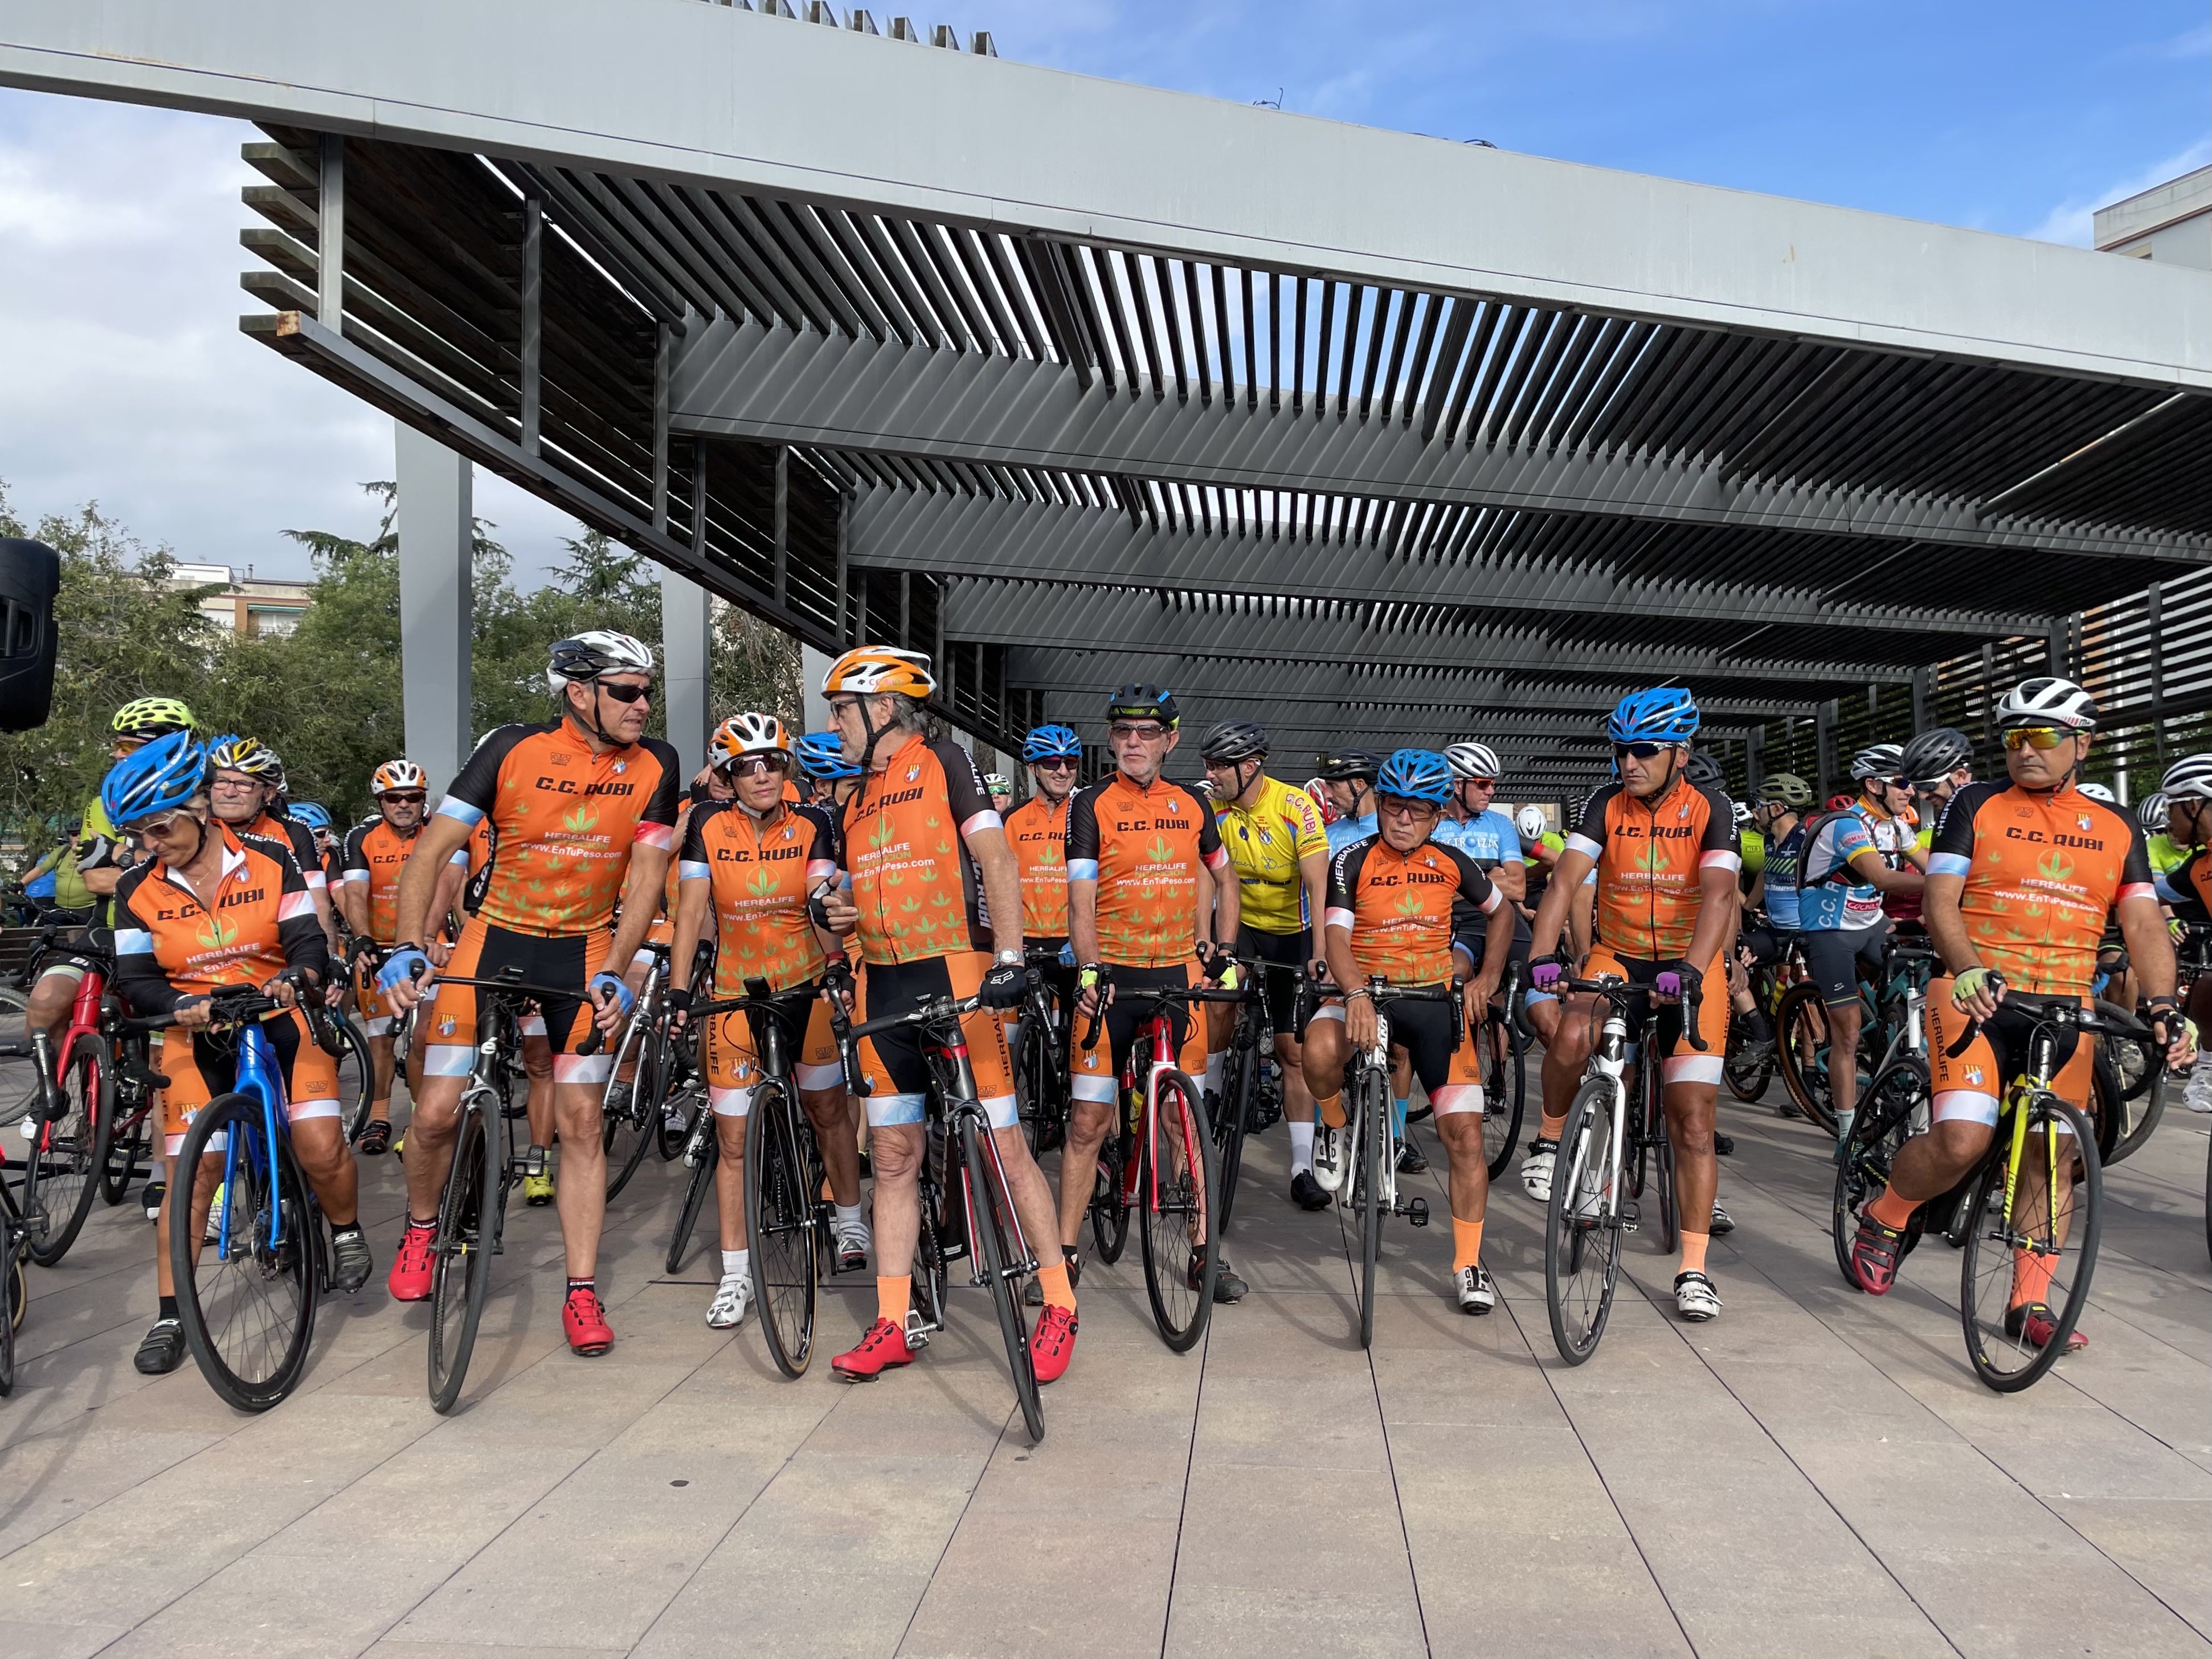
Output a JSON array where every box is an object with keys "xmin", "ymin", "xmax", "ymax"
[
  {"xmin": 371, "ymin": 758, "xmax": 427, "ymax": 797},
  {"xmin": 1514, "ymin": 804, "xmax": 1548, "ymax": 840},
  {"xmin": 1732, "ymin": 799, "xmax": 1754, "ymax": 827},
  {"xmin": 707, "ymin": 712, "xmax": 794, "ymax": 770},
  {"xmin": 1994, "ymin": 676, "xmax": 2096, "ymax": 732},
  {"xmin": 1849, "ymin": 742, "xmax": 1905, "ymax": 783},
  {"xmin": 1444, "ymin": 741, "xmax": 1500, "ymax": 782},
  {"xmin": 2076, "ymin": 782, "xmax": 2116, "ymax": 804},
  {"xmin": 546, "ymin": 631, "xmax": 655, "ymax": 696},
  {"xmin": 2160, "ymin": 754, "xmax": 2212, "ymax": 802},
  {"xmin": 2138, "ymin": 790, "xmax": 2170, "ymax": 831}
]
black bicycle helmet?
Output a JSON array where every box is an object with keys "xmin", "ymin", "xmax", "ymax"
[
  {"xmin": 1900, "ymin": 726, "xmax": 1973, "ymax": 787},
  {"xmin": 1199, "ymin": 719, "xmax": 1268, "ymax": 764},
  {"xmin": 1684, "ymin": 752, "xmax": 1726, "ymax": 791},
  {"xmin": 1314, "ymin": 748, "xmax": 1383, "ymax": 782},
  {"xmin": 1105, "ymin": 684, "xmax": 1179, "ymax": 729}
]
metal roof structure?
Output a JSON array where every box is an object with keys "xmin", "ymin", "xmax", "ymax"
[{"xmin": 7, "ymin": 0, "xmax": 2210, "ymax": 792}]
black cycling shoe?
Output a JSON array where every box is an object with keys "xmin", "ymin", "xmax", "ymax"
[
  {"xmin": 1396, "ymin": 1142, "xmax": 1429, "ymax": 1175},
  {"xmin": 329, "ymin": 1225, "xmax": 374, "ymax": 1293},
  {"xmin": 1290, "ymin": 1170, "xmax": 1332, "ymax": 1211},
  {"xmin": 1212, "ymin": 1258, "xmax": 1249, "ymax": 1304},
  {"xmin": 1714, "ymin": 1133, "xmax": 1736, "ymax": 1158},
  {"xmin": 134, "ymin": 1318, "xmax": 186, "ymax": 1375}
]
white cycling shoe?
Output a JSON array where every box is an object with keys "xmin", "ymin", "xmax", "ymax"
[
  {"xmin": 1520, "ymin": 1139, "xmax": 1557, "ymax": 1204},
  {"xmin": 1674, "ymin": 1270, "xmax": 1722, "ymax": 1322},
  {"xmin": 1311, "ymin": 1123, "xmax": 1348, "ymax": 1194},
  {"xmin": 706, "ymin": 1274, "xmax": 752, "ymax": 1330},
  {"xmin": 835, "ymin": 1221, "xmax": 872, "ymax": 1274},
  {"xmin": 1454, "ymin": 1264, "xmax": 1496, "ymax": 1316}
]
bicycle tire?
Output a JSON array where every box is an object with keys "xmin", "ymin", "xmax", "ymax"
[
  {"xmin": 1354, "ymin": 1065, "xmax": 1387, "ymax": 1350},
  {"xmin": 1090, "ymin": 1131, "xmax": 1131, "ymax": 1264},
  {"xmin": 1773, "ymin": 982, "xmax": 1837, "ymax": 1133},
  {"xmin": 0, "ymin": 988, "xmax": 39, "ymax": 1125},
  {"xmin": 171, "ymin": 1093, "xmax": 316, "ymax": 1411},
  {"xmin": 1723, "ymin": 1011, "xmax": 1775, "ymax": 1103},
  {"xmin": 2088, "ymin": 1046, "xmax": 2124, "ymax": 1167},
  {"xmin": 1544, "ymin": 1076, "xmax": 1626, "ymax": 1364},
  {"xmin": 914, "ymin": 1163, "xmax": 950, "ymax": 1334},
  {"xmin": 666, "ymin": 1127, "xmax": 718, "ymax": 1276},
  {"xmin": 960, "ymin": 1113, "xmax": 1044, "ymax": 1444},
  {"xmin": 748, "ymin": 1082, "xmax": 819, "ymax": 1379},
  {"xmin": 25, "ymin": 1033, "xmax": 111, "ymax": 1267},
  {"xmin": 1016, "ymin": 1015, "xmax": 1066, "ymax": 1157},
  {"xmin": 602, "ymin": 1024, "xmax": 660, "ymax": 1202},
  {"xmin": 1138, "ymin": 1068, "xmax": 1217, "ymax": 1352},
  {"xmin": 1647, "ymin": 1070, "xmax": 1677, "ymax": 1257},
  {"xmin": 427, "ymin": 1094, "xmax": 498, "ymax": 1414},
  {"xmin": 1960, "ymin": 1093, "xmax": 2100, "ymax": 1393},
  {"xmin": 0, "ymin": 1242, "xmax": 18, "ymax": 1396},
  {"xmin": 1832, "ymin": 1056, "xmax": 1928, "ymax": 1288},
  {"xmin": 100, "ymin": 1102, "xmax": 148, "ymax": 1206},
  {"xmin": 656, "ymin": 1032, "xmax": 697, "ymax": 1161},
  {"xmin": 2109, "ymin": 1068, "xmax": 2165, "ymax": 1168},
  {"xmin": 2204, "ymin": 1118, "xmax": 2211, "ymax": 1266},
  {"xmin": 1481, "ymin": 1016, "xmax": 1526, "ymax": 1181},
  {"xmin": 1212, "ymin": 1043, "xmax": 1253, "ymax": 1238},
  {"xmin": 332, "ymin": 1016, "xmax": 374, "ymax": 1145}
]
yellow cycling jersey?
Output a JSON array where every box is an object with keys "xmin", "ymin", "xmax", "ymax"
[{"xmin": 1213, "ymin": 774, "xmax": 1328, "ymax": 935}]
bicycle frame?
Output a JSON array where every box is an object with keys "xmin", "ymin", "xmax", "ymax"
[
  {"xmin": 1559, "ymin": 982, "xmax": 1641, "ymax": 1232},
  {"xmin": 210, "ymin": 1018, "xmax": 296, "ymax": 1261}
]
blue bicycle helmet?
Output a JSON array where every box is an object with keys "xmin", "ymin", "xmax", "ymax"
[
  {"xmin": 796, "ymin": 730, "xmax": 861, "ymax": 781},
  {"xmin": 1375, "ymin": 748, "xmax": 1453, "ymax": 805},
  {"xmin": 1607, "ymin": 686, "xmax": 1700, "ymax": 745},
  {"xmin": 101, "ymin": 729, "xmax": 210, "ymax": 827},
  {"xmin": 1022, "ymin": 724, "xmax": 1082, "ymax": 763},
  {"xmin": 289, "ymin": 801, "xmax": 335, "ymax": 833}
]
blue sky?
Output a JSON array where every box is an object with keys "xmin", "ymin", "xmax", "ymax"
[{"xmin": 0, "ymin": 0, "xmax": 2204, "ymax": 581}]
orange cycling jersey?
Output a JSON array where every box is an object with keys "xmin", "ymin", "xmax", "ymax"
[
  {"xmin": 1065, "ymin": 772, "xmax": 1228, "ymax": 969},
  {"xmin": 678, "ymin": 800, "xmax": 839, "ymax": 994},
  {"xmin": 841, "ymin": 732, "xmax": 999, "ymax": 966},
  {"xmin": 338, "ymin": 818, "xmax": 425, "ymax": 943},
  {"xmin": 112, "ymin": 826, "xmax": 326, "ymax": 1015},
  {"xmin": 1927, "ymin": 781, "xmax": 2155, "ymax": 994},
  {"xmin": 1567, "ymin": 777, "xmax": 1739, "ymax": 961},
  {"xmin": 1004, "ymin": 793, "xmax": 1072, "ymax": 939},
  {"xmin": 1324, "ymin": 835, "xmax": 1500, "ymax": 985},
  {"xmin": 436, "ymin": 721, "xmax": 680, "ymax": 936},
  {"xmin": 241, "ymin": 808, "xmax": 325, "ymax": 893}
]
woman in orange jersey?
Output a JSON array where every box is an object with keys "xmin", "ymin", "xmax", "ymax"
[{"xmin": 668, "ymin": 714, "xmax": 856, "ymax": 1330}]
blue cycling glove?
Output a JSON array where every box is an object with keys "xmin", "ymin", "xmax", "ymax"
[
  {"xmin": 588, "ymin": 971, "xmax": 636, "ymax": 1019},
  {"xmin": 376, "ymin": 946, "xmax": 430, "ymax": 994}
]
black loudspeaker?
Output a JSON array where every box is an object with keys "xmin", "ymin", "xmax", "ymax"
[{"xmin": 0, "ymin": 540, "xmax": 60, "ymax": 733}]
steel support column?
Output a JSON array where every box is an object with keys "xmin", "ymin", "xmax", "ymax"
[
  {"xmin": 316, "ymin": 132, "xmax": 343, "ymax": 327},
  {"xmin": 660, "ymin": 566, "xmax": 712, "ymax": 775},
  {"xmin": 395, "ymin": 422, "xmax": 472, "ymax": 791}
]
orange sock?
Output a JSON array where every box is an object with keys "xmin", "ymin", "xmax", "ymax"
[
  {"xmin": 1452, "ymin": 1216, "xmax": 1485, "ymax": 1274},
  {"xmin": 1317, "ymin": 1093, "xmax": 1346, "ymax": 1130},
  {"xmin": 1538, "ymin": 1112, "xmax": 1567, "ymax": 1141},
  {"xmin": 1678, "ymin": 1230, "xmax": 1710, "ymax": 1277},
  {"xmin": 1036, "ymin": 1261, "xmax": 1077, "ymax": 1312},
  {"xmin": 877, "ymin": 1274, "xmax": 910, "ymax": 1328},
  {"xmin": 1867, "ymin": 1188, "xmax": 1917, "ymax": 1231},
  {"xmin": 2010, "ymin": 1246, "xmax": 2056, "ymax": 1310}
]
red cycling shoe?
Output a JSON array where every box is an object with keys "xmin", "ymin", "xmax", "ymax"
[
  {"xmin": 832, "ymin": 1318, "xmax": 914, "ymax": 1381},
  {"xmin": 1848, "ymin": 1212, "xmax": 1910, "ymax": 1296},
  {"xmin": 2005, "ymin": 1301, "xmax": 2087, "ymax": 1353},
  {"xmin": 562, "ymin": 1286, "xmax": 615, "ymax": 1355},
  {"xmin": 1029, "ymin": 1304, "xmax": 1078, "ymax": 1385},
  {"xmin": 387, "ymin": 1221, "xmax": 436, "ymax": 1302}
]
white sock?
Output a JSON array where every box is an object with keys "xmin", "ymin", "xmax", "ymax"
[
  {"xmin": 1205, "ymin": 1052, "xmax": 1226, "ymax": 1094},
  {"xmin": 835, "ymin": 1203, "xmax": 867, "ymax": 1236},
  {"xmin": 720, "ymin": 1248, "xmax": 749, "ymax": 1281},
  {"xmin": 1289, "ymin": 1120, "xmax": 1315, "ymax": 1175}
]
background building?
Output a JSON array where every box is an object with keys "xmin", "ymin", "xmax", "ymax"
[{"xmin": 171, "ymin": 562, "xmax": 314, "ymax": 638}]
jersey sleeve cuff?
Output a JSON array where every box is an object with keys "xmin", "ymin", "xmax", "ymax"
[
  {"xmin": 633, "ymin": 822, "xmax": 674, "ymax": 851},
  {"xmin": 1066, "ymin": 859, "xmax": 1099, "ymax": 882},
  {"xmin": 1698, "ymin": 849, "xmax": 1741, "ymax": 874},
  {"xmin": 1927, "ymin": 852, "xmax": 1972, "ymax": 878},
  {"xmin": 1565, "ymin": 832, "xmax": 1602, "ymax": 860},
  {"xmin": 959, "ymin": 809, "xmax": 1004, "ymax": 837},
  {"xmin": 435, "ymin": 797, "xmax": 485, "ymax": 828},
  {"xmin": 678, "ymin": 861, "xmax": 712, "ymax": 882},
  {"xmin": 1323, "ymin": 906, "xmax": 1355, "ymax": 932}
]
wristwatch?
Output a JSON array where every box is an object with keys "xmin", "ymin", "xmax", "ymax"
[{"xmin": 995, "ymin": 948, "xmax": 1023, "ymax": 966}]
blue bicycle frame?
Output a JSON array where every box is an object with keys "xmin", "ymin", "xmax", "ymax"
[{"xmin": 211, "ymin": 1020, "xmax": 293, "ymax": 1259}]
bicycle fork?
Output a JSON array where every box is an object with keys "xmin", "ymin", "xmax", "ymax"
[
  {"xmin": 958, "ymin": 1106, "xmax": 1040, "ymax": 1290},
  {"xmin": 1360, "ymin": 1032, "xmax": 1428, "ymax": 1229}
]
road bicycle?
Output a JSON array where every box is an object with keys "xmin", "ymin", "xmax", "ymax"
[
  {"xmin": 422, "ymin": 967, "xmax": 571, "ymax": 1413},
  {"xmin": 1723, "ymin": 933, "xmax": 1800, "ymax": 1103},
  {"xmin": 1836, "ymin": 987, "xmax": 2133, "ymax": 1391},
  {"xmin": 1776, "ymin": 935, "xmax": 1939, "ymax": 1133},
  {"xmin": 1208, "ymin": 962, "xmax": 1285, "ymax": 1239},
  {"xmin": 13, "ymin": 929, "xmax": 125, "ymax": 1266},
  {"xmin": 833, "ymin": 988, "xmax": 1044, "ymax": 1443},
  {"xmin": 602, "ymin": 941, "xmax": 681, "ymax": 1200},
  {"xmin": 0, "ymin": 1018, "xmax": 39, "ymax": 1398},
  {"xmin": 1335, "ymin": 979, "xmax": 1449, "ymax": 1349},
  {"xmin": 1013, "ymin": 945, "xmax": 1074, "ymax": 1159},
  {"xmin": 1543, "ymin": 976, "xmax": 1708, "ymax": 1364},
  {"xmin": 168, "ymin": 984, "xmax": 358, "ymax": 1411},
  {"xmin": 1080, "ymin": 977, "xmax": 1236, "ymax": 1352},
  {"xmin": 1478, "ymin": 962, "xmax": 1527, "ymax": 1180}
]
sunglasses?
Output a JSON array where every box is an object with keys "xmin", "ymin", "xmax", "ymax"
[
  {"xmin": 210, "ymin": 777, "xmax": 264, "ymax": 794},
  {"xmin": 2002, "ymin": 725, "xmax": 2078, "ymax": 752},
  {"xmin": 596, "ymin": 681, "xmax": 651, "ymax": 704},
  {"xmin": 123, "ymin": 811, "xmax": 195, "ymax": 844},
  {"xmin": 1109, "ymin": 723, "xmax": 1168, "ymax": 741},
  {"xmin": 1612, "ymin": 742, "xmax": 1669, "ymax": 761},
  {"xmin": 721, "ymin": 755, "xmax": 790, "ymax": 778},
  {"xmin": 1378, "ymin": 798, "xmax": 1440, "ymax": 819},
  {"xmin": 1033, "ymin": 757, "xmax": 1078, "ymax": 772},
  {"xmin": 1881, "ymin": 777, "xmax": 1916, "ymax": 792},
  {"xmin": 382, "ymin": 791, "xmax": 427, "ymax": 806}
]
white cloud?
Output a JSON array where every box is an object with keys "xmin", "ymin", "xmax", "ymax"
[
  {"xmin": 0, "ymin": 89, "xmax": 585, "ymax": 581},
  {"xmin": 2024, "ymin": 134, "xmax": 2212, "ymax": 247}
]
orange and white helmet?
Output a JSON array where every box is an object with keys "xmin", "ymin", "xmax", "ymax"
[
  {"xmin": 821, "ymin": 646, "xmax": 936, "ymax": 700},
  {"xmin": 371, "ymin": 758, "xmax": 427, "ymax": 796},
  {"xmin": 708, "ymin": 712, "xmax": 794, "ymax": 770}
]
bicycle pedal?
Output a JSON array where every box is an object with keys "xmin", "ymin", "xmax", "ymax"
[
  {"xmin": 1621, "ymin": 1203, "xmax": 1640, "ymax": 1233},
  {"xmin": 902, "ymin": 1314, "xmax": 933, "ymax": 1349},
  {"xmin": 1403, "ymin": 1196, "xmax": 1429, "ymax": 1228},
  {"xmin": 523, "ymin": 1147, "xmax": 548, "ymax": 1178}
]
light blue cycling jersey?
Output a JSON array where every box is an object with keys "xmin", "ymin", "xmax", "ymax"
[
  {"xmin": 1432, "ymin": 806, "xmax": 1520, "ymax": 868},
  {"xmin": 1798, "ymin": 813, "xmax": 1882, "ymax": 932},
  {"xmin": 1763, "ymin": 820, "xmax": 1808, "ymax": 929},
  {"xmin": 1326, "ymin": 812, "xmax": 1377, "ymax": 855}
]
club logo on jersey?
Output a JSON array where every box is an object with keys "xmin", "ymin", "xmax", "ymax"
[
  {"xmin": 906, "ymin": 766, "xmax": 921, "ymax": 783},
  {"xmin": 2078, "ymin": 815, "xmax": 2094, "ymax": 832},
  {"xmin": 439, "ymin": 1015, "xmax": 457, "ymax": 1037},
  {"xmin": 612, "ymin": 760, "xmax": 626, "ymax": 774},
  {"xmin": 1964, "ymin": 1065, "xmax": 1984, "ymax": 1087}
]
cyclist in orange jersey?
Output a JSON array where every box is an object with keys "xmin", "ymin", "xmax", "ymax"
[
  {"xmin": 336, "ymin": 758, "xmax": 434, "ymax": 1155},
  {"xmin": 812, "ymin": 648, "xmax": 1076, "ymax": 1386},
  {"xmin": 1524, "ymin": 687, "xmax": 1741, "ymax": 1323},
  {"xmin": 1059, "ymin": 685, "xmax": 1249, "ymax": 1305},
  {"xmin": 381, "ymin": 632, "xmax": 680, "ymax": 1356},
  {"xmin": 1847, "ymin": 680, "xmax": 2189, "ymax": 1350},
  {"xmin": 206, "ymin": 735, "xmax": 343, "ymax": 963}
]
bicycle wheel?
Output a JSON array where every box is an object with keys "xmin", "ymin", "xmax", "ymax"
[
  {"xmin": 1723, "ymin": 1012, "xmax": 1775, "ymax": 1103},
  {"xmin": 1647, "ymin": 1073, "xmax": 1677, "ymax": 1257},
  {"xmin": 1089, "ymin": 1129, "xmax": 1131, "ymax": 1264},
  {"xmin": 0, "ymin": 1239, "xmax": 18, "ymax": 1395},
  {"xmin": 2108, "ymin": 1068, "xmax": 2165, "ymax": 1168},
  {"xmin": 1773, "ymin": 983, "xmax": 1836, "ymax": 1132},
  {"xmin": 332, "ymin": 1016, "xmax": 373, "ymax": 1145},
  {"xmin": 960, "ymin": 1114, "xmax": 1044, "ymax": 1444},
  {"xmin": 171, "ymin": 1094, "xmax": 316, "ymax": 1411},
  {"xmin": 747, "ymin": 1082, "xmax": 819, "ymax": 1379},
  {"xmin": 656, "ymin": 1034, "xmax": 698, "ymax": 1159},
  {"xmin": 1352, "ymin": 1066, "xmax": 1387, "ymax": 1350},
  {"xmin": 1544, "ymin": 1076, "xmax": 1626, "ymax": 1364},
  {"xmin": 1212, "ymin": 1043, "xmax": 1253, "ymax": 1238},
  {"xmin": 1016, "ymin": 1015, "xmax": 1065, "ymax": 1157},
  {"xmin": 1960, "ymin": 1093, "xmax": 2100, "ymax": 1392},
  {"xmin": 428, "ymin": 1095, "xmax": 498, "ymax": 1414},
  {"xmin": 2088, "ymin": 1045, "xmax": 2124, "ymax": 1167},
  {"xmin": 665, "ymin": 1121, "xmax": 718, "ymax": 1276},
  {"xmin": 1832, "ymin": 1057, "xmax": 1927, "ymax": 1288},
  {"xmin": 1480, "ymin": 1015, "xmax": 1526, "ymax": 1180},
  {"xmin": 0, "ymin": 988, "xmax": 39, "ymax": 1126},
  {"xmin": 26, "ymin": 1033, "xmax": 110, "ymax": 1266},
  {"xmin": 1138, "ymin": 1068, "xmax": 1217, "ymax": 1352},
  {"xmin": 601, "ymin": 1023, "xmax": 660, "ymax": 1202},
  {"xmin": 100, "ymin": 1100, "xmax": 148, "ymax": 1206},
  {"xmin": 914, "ymin": 1166, "xmax": 950, "ymax": 1334}
]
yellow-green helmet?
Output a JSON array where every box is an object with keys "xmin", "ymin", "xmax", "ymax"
[{"xmin": 111, "ymin": 696, "xmax": 198, "ymax": 741}]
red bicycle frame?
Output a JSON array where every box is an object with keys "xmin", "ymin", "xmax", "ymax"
[{"xmin": 1115, "ymin": 1006, "xmax": 1189, "ymax": 1212}]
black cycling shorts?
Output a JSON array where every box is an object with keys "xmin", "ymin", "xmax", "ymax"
[
  {"xmin": 1236, "ymin": 925, "xmax": 1309, "ymax": 1035},
  {"xmin": 1799, "ymin": 924, "xmax": 1888, "ymax": 1009}
]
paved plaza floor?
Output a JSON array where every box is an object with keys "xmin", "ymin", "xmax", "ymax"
[{"xmin": 5, "ymin": 1071, "xmax": 2208, "ymax": 1658}]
